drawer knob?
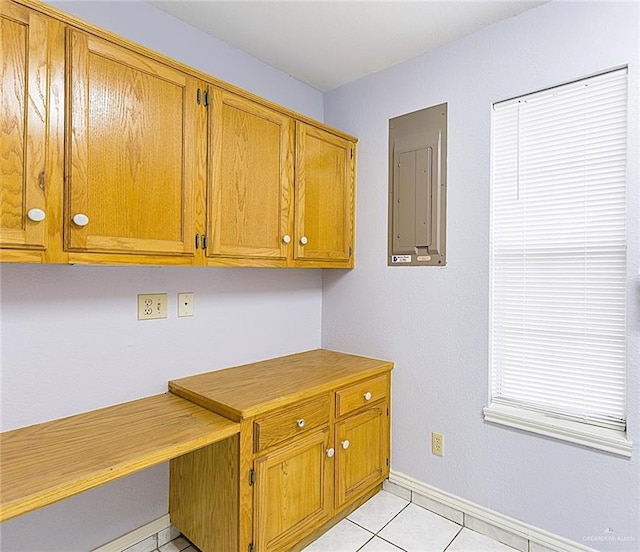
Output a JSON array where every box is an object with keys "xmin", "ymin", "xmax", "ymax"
[
  {"xmin": 326, "ymin": 447, "xmax": 335, "ymax": 458},
  {"xmin": 341, "ymin": 439, "xmax": 350, "ymax": 450},
  {"xmin": 299, "ymin": 236, "xmax": 308, "ymax": 245},
  {"xmin": 27, "ymin": 208, "xmax": 46, "ymax": 222},
  {"xmin": 296, "ymin": 419, "xmax": 305, "ymax": 428},
  {"xmin": 364, "ymin": 391, "xmax": 372, "ymax": 401},
  {"xmin": 72, "ymin": 213, "xmax": 89, "ymax": 227},
  {"xmin": 282, "ymin": 234, "xmax": 291, "ymax": 244}
]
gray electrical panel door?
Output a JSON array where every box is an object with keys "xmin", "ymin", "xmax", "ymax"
[{"xmin": 388, "ymin": 103, "xmax": 447, "ymax": 266}]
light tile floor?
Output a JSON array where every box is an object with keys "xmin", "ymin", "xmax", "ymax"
[
  {"xmin": 148, "ymin": 490, "xmax": 518, "ymax": 552},
  {"xmin": 303, "ymin": 491, "xmax": 517, "ymax": 552}
]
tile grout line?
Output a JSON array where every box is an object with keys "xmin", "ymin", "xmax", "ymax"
[
  {"xmin": 353, "ymin": 531, "xmax": 376, "ymax": 552},
  {"xmin": 440, "ymin": 525, "xmax": 465, "ymax": 552},
  {"xmin": 372, "ymin": 533, "xmax": 410, "ymax": 551},
  {"xmin": 347, "ymin": 501, "xmax": 410, "ymax": 545}
]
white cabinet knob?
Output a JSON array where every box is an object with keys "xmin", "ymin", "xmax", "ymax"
[
  {"xmin": 297, "ymin": 419, "xmax": 305, "ymax": 428},
  {"xmin": 341, "ymin": 439, "xmax": 350, "ymax": 450},
  {"xmin": 27, "ymin": 208, "xmax": 46, "ymax": 222},
  {"xmin": 299, "ymin": 236, "xmax": 308, "ymax": 245},
  {"xmin": 364, "ymin": 392, "xmax": 372, "ymax": 401},
  {"xmin": 326, "ymin": 447, "xmax": 335, "ymax": 458},
  {"xmin": 72, "ymin": 213, "xmax": 89, "ymax": 227},
  {"xmin": 282, "ymin": 234, "xmax": 292, "ymax": 244}
]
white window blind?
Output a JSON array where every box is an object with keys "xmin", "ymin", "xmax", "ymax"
[{"xmin": 489, "ymin": 68, "xmax": 628, "ymax": 432}]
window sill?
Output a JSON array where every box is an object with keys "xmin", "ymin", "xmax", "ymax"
[{"xmin": 483, "ymin": 404, "xmax": 632, "ymax": 457}]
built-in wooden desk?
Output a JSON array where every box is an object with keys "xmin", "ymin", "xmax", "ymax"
[
  {"xmin": 0, "ymin": 393, "xmax": 240, "ymax": 522},
  {"xmin": 1, "ymin": 350, "xmax": 392, "ymax": 552},
  {"xmin": 169, "ymin": 349, "xmax": 393, "ymax": 552}
]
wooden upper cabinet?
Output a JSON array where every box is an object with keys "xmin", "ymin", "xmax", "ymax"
[
  {"xmin": 294, "ymin": 122, "xmax": 355, "ymax": 265},
  {"xmin": 1, "ymin": 0, "xmax": 358, "ymax": 268},
  {"xmin": 207, "ymin": 89, "xmax": 293, "ymax": 261},
  {"xmin": 65, "ymin": 29, "xmax": 201, "ymax": 257},
  {"xmin": 0, "ymin": 3, "xmax": 49, "ymax": 252}
]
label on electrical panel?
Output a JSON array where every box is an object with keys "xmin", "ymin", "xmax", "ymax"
[{"xmin": 391, "ymin": 255, "xmax": 412, "ymax": 263}]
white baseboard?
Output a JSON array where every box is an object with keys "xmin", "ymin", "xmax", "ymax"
[
  {"xmin": 389, "ymin": 470, "xmax": 597, "ymax": 552},
  {"xmin": 92, "ymin": 514, "xmax": 171, "ymax": 552}
]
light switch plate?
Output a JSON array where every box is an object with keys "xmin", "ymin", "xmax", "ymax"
[{"xmin": 178, "ymin": 292, "xmax": 194, "ymax": 317}]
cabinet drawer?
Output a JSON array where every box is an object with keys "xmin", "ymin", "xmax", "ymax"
[
  {"xmin": 336, "ymin": 374, "xmax": 388, "ymax": 418},
  {"xmin": 254, "ymin": 395, "xmax": 330, "ymax": 453}
]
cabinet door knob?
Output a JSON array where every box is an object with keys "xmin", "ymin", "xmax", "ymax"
[
  {"xmin": 282, "ymin": 234, "xmax": 291, "ymax": 244},
  {"xmin": 296, "ymin": 419, "xmax": 305, "ymax": 428},
  {"xmin": 326, "ymin": 447, "xmax": 335, "ymax": 458},
  {"xmin": 299, "ymin": 236, "xmax": 308, "ymax": 245},
  {"xmin": 27, "ymin": 208, "xmax": 46, "ymax": 222},
  {"xmin": 364, "ymin": 392, "xmax": 372, "ymax": 401},
  {"xmin": 341, "ymin": 439, "xmax": 350, "ymax": 450},
  {"xmin": 72, "ymin": 213, "xmax": 89, "ymax": 227}
]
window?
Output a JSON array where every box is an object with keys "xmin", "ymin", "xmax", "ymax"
[{"xmin": 485, "ymin": 68, "xmax": 630, "ymax": 456}]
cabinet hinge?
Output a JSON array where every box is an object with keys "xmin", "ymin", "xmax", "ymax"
[
  {"xmin": 249, "ymin": 468, "xmax": 255, "ymax": 486},
  {"xmin": 386, "ymin": 457, "xmax": 389, "ymax": 467},
  {"xmin": 386, "ymin": 407, "xmax": 389, "ymax": 416},
  {"xmin": 349, "ymin": 246, "xmax": 352, "ymax": 257},
  {"xmin": 197, "ymin": 88, "xmax": 201, "ymax": 105},
  {"xmin": 204, "ymin": 90, "xmax": 209, "ymax": 107},
  {"xmin": 350, "ymin": 149, "xmax": 353, "ymax": 159}
]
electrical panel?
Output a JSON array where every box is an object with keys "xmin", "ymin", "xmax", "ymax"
[{"xmin": 388, "ymin": 103, "xmax": 447, "ymax": 266}]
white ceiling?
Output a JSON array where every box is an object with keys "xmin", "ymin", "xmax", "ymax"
[{"xmin": 151, "ymin": 1, "xmax": 545, "ymax": 92}]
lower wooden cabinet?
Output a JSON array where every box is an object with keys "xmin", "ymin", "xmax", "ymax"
[
  {"xmin": 335, "ymin": 404, "xmax": 387, "ymax": 510},
  {"xmin": 254, "ymin": 429, "xmax": 332, "ymax": 552},
  {"xmin": 168, "ymin": 350, "xmax": 392, "ymax": 552}
]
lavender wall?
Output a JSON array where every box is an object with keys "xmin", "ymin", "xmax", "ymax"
[
  {"xmin": 322, "ymin": 1, "xmax": 639, "ymax": 548},
  {"xmin": 0, "ymin": 2, "xmax": 324, "ymax": 550},
  {"xmin": 1, "ymin": 266, "xmax": 323, "ymax": 550}
]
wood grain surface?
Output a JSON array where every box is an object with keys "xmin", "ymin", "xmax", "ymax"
[
  {"xmin": 11, "ymin": 0, "xmax": 358, "ymax": 144},
  {"xmin": 66, "ymin": 28, "xmax": 197, "ymax": 256},
  {"xmin": 294, "ymin": 122, "xmax": 354, "ymax": 264},
  {"xmin": 336, "ymin": 374, "xmax": 388, "ymax": 418},
  {"xmin": 253, "ymin": 393, "xmax": 330, "ymax": 453},
  {"xmin": 335, "ymin": 405, "xmax": 386, "ymax": 508},
  {"xmin": 254, "ymin": 428, "xmax": 332, "ymax": 552},
  {"xmin": 0, "ymin": 392, "xmax": 239, "ymax": 521},
  {"xmin": 170, "ymin": 435, "xmax": 239, "ymax": 552},
  {"xmin": 169, "ymin": 349, "xmax": 392, "ymax": 420},
  {"xmin": 0, "ymin": 1, "xmax": 48, "ymax": 249},
  {"xmin": 208, "ymin": 89, "xmax": 293, "ymax": 260}
]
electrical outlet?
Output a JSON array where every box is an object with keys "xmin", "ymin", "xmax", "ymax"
[
  {"xmin": 178, "ymin": 292, "xmax": 194, "ymax": 317},
  {"xmin": 138, "ymin": 294, "xmax": 167, "ymax": 320},
  {"xmin": 432, "ymin": 432, "xmax": 444, "ymax": 457}
]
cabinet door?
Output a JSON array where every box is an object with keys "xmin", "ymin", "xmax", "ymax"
[
  {"xmin": 335, "ymin": 405, "xmax": 387, "ymax": 509},
  {"xmin": 66, "ymin": 29, "xmax": 200, "ymax": 256},
  {"xmin": 0, "ymin": 3, "xmax": 49, "ymax": 251},
  {"xmin": 208, "ymin": 89, "xmax": 293, "ymax": 260},
  {"xmin": 254, "ymin": 428, "xmax": 332, "ymax": 552},
  {"xmin": 294, "ymin": 122, "xmax": 354, "ymax": 263}
]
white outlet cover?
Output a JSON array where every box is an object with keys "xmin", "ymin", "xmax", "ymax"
[
  {"xmin": 178, "ymin": 292, "xmax": 194, "ymax": 317},
  {"xmin": 137, "ymin": 294, "xmax": 168, "ymax": 320}
]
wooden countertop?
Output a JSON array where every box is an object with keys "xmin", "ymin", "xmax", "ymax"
[
  {"xmin": 169, "ymin": 349, "xmax": 393, "ymax": 421},
  {"xmin": 0, "ymin": 393, "xmax": 239, "ymax": 522}
]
